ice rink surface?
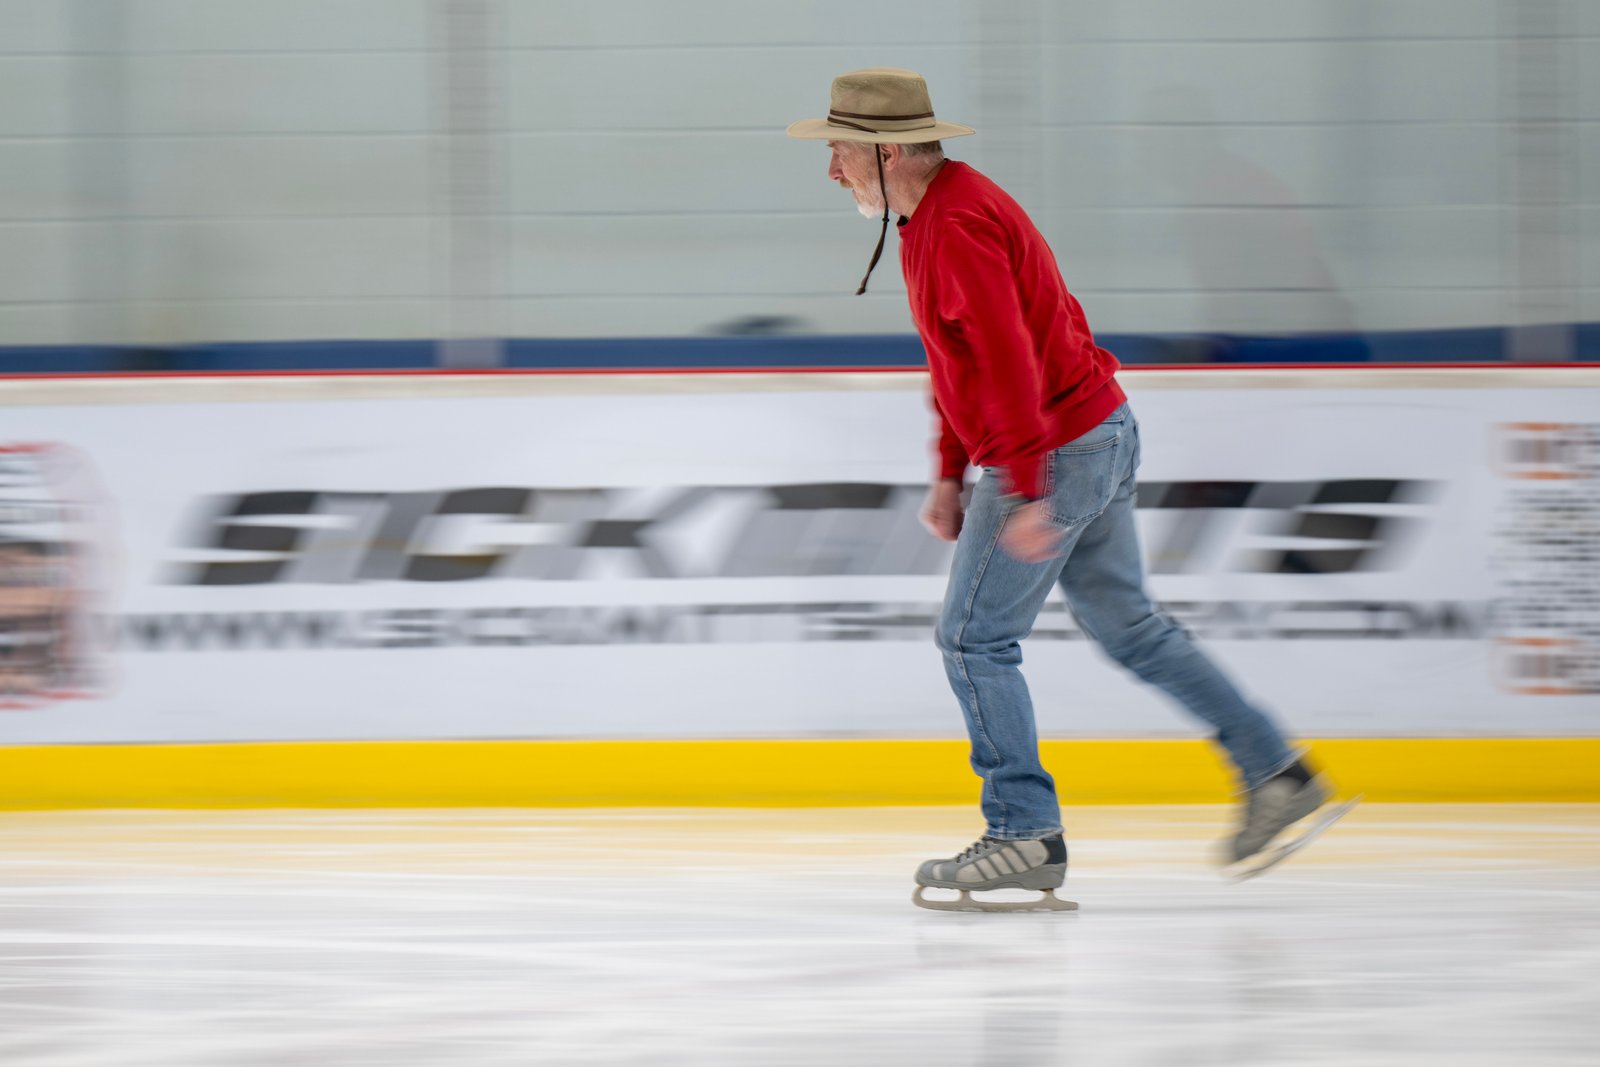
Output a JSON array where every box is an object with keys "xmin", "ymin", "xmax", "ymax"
[{"xmin": 0, "ymin": 804, "xmax": 1596, "ymax": 1066}]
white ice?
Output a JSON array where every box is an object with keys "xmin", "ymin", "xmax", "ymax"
[{"xmin": 0, "ymin": 805, "xmax": 1596, "ymax": 1066}]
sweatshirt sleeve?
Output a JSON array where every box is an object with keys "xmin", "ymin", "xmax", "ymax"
[
  {"xmin": 930, "ymin": 390, "xmax": 970, "ymax": 482},
  {"xmin": 932, "ymin": 211, "xmax": 1051, "ymax": 499}
]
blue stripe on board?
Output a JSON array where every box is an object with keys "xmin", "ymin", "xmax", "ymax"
[{"xmin": 1, "ymin": 326, "xmax": 1596, "ymax": 374}]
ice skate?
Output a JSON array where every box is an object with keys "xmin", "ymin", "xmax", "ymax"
[
  {"xmin": 913, "ymin": 835, "xmax": 1077, "ymax": 913},
  {"xmin": 1224, "ymin": 768, "xmax": 1358, "ymax": 880}
]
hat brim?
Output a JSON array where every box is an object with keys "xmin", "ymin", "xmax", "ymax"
[{"xmin": 785, "ymin": 118, "xmax": 975, "ymax": 144}]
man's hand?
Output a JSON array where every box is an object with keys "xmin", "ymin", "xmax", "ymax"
[
  {"xmin": 921, "ymin": 479, "xmax": 965, "ymax": 542},
  {"xmin": 1000, "ymin": 500, "xmax": 1064, "ymax": 563}
]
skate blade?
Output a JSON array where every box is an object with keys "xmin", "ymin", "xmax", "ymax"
[
  {"xmin": 1228, "ymin": 795, "xmax": 1362, "ymax": 882},
  {"xmin": 912, "ymin": 886, "xmax": 1078, "ymax": 913}
]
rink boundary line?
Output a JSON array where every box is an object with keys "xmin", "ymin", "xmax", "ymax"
[{"xmin": 0, "ymin": 738, "xmax": 1595, "ymax": 808}]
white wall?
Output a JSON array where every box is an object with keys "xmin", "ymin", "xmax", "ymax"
[{"xmin": 0, "ymin": 0, "xmax": 1594, "ymax": 347}]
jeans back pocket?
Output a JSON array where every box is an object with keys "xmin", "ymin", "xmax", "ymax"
[{"xmin": 1043, "ymin": 408, "xmax": 1129, "ymax": 528}]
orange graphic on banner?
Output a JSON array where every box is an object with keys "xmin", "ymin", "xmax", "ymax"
[
  {"xmin": 1493, "ymin": 423, "xmax": 1593, "ymax": 481},
  {"xmin": 1491, "ymin": 637, "xmax": 1595, "ymax": 696}
]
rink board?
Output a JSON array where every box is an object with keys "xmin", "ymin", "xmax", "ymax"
[
  {"xmin": 1, "ymin": 366, "xmax": 1597, "ymax": 805},
  {"xmin": 0, "ymin": 737, "xmax": 1597, "ymax": 809}
]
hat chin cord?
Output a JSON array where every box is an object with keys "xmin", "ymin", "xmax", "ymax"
[{"xmin": 854, "ymin": 148, "xmax": 890, "ymax": 296}]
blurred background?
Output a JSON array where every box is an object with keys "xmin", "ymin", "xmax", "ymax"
[{"xmin": 1, "ymin": 0, "xmax": 1595, "ymax": 372}]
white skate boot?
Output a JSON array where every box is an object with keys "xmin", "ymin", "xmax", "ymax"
[
  {"xmin": 913, "ymin": 835, "xmax": 1077, "ymax": 913},
  {"xmin": 1226, "ymin": 765, "xmax": 1359, "ymax": 880}
]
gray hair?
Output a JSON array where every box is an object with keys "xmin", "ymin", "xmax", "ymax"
[{"xmin": 848, "ymin": 140, "xmax": 945, "ymax": 160}]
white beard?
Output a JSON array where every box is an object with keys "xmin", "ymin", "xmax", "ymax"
[
  {"xmin": 852, "ymin": 185, "xmax": 885, "ymax": 219},
  {"xmin": 840, "ymin": 167, "xmax": 885, "ymax": 219}
]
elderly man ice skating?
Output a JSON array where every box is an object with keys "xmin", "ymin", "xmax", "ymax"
[{"xmin": 788, "ymin": 69, "xmax": 1348, "ymax": 911}]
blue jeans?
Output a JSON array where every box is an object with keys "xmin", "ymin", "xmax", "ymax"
[{"xmin": 935, "ymin": 403, "xmax": 1298, "ymax": 840}]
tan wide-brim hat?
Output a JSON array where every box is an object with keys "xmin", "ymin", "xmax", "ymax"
[{"xmin": 786, "ymin": 67, "xmax": 975, "ymax": 144}]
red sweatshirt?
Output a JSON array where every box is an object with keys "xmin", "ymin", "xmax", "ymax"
[{"xmin": 897, "ymin": 161, "xmax": 1125, "ymax": 501}]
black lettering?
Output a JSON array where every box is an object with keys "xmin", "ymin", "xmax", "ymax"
[
  {"xmin": 183, "ymin": 492, "xmax": 319, "ymax": 586},
  {"xmin": 361, "ymin": 609, "xmax": 447, "ymax": 648},
  {"xmin": 404, "ymin": 488, "xmax": 531, "ymax": 582}
]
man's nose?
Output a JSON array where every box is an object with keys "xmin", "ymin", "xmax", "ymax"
[{"xmin": 827, "ymin": 155, "xmax": 844, "ymax": 181}]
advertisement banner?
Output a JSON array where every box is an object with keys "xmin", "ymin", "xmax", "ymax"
[{"xmin": 1, "ymin": 369, "xmax": 1596, "ymax": 743}]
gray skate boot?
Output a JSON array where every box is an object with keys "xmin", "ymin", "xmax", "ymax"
[
  {"xmin": 1227, "ymin": 764, "xmax": 1358, "ymax": 879},
  {"xmin": 913, "ymin": 835, "xmax": 1077, "ymax": 912}
]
